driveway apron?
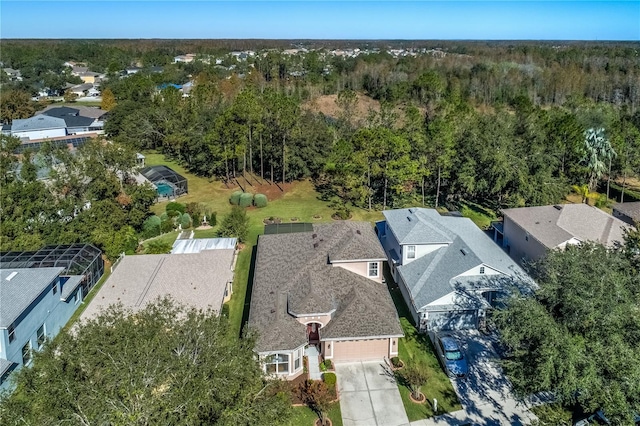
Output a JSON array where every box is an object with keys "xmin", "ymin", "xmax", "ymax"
[{"xmin": 336, "ymin": 361, "xmax": 410, "ymax": 426}]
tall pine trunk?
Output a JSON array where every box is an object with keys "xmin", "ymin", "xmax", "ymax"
[
  {"xmin": 248, "ymin": 127, "xmax": 253, "ymax": 174},
  {"xmin": 422, "ymin": 176, "xmax": 425, "ymax": 206},
  {"xmin": 282, "ymin": 134, "xmax": 286, "ymax": 185},
  {"xmin": 260, "ymin": 133, "xmax": 264, "ymax": 180},
  {"xmin": 368, "ymin": 167, "xmax": 372, "ymax": 211},
  {"xmin": 435, "ymin": 166, "xmax": 441, "ymax": 209},
  {"xmin": 383, "ymin": 176, "xmax": 388, "ymax": 211}
]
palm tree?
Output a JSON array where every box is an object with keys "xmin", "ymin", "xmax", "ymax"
[
  {"xmin": 571, "ymin": 184, "xmax": 599, "ymax": 205},
  {"xmin": 583, "ymin": 128, "xmax": 616, "ymax": 192}
]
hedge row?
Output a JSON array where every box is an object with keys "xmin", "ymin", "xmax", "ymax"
[{"xmin": 229, "ymin": 192, "xmax": 268, "ymax": 208}]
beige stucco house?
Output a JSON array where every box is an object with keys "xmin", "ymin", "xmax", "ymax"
[
  {"xmin": 248, "ymin": 222, "xmax": 403, "ymax": 380},
  {"xmin": 500, "ymin": 203, "xmax": 632, "ymax": 265}
]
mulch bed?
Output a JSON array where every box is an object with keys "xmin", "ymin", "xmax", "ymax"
[
  {"xmin": 229, "ymin": 173, "xmax": 294, "ymax": 201},
  {"xmin": 409, "ymin": 391, "xmax": 426, "ymax": 404}
]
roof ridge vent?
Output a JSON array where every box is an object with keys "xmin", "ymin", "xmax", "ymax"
[
  {"xmin": 5, "ymin": 271, "xmax": 18, "ymax": 281},
  {"xmin": 407, "ymin": 216, "xmax": 412, "ymax": 222},
  {"xmin": 460, "ymin": 248, "xmax": 467, "ymax": 256},
  {"xmin": 553, "ymin": 205, "xmax": 563, "ymax": 210},
  {"xmin": 408, "ymin": 208, "xmax": 414, "ymax": 213}
]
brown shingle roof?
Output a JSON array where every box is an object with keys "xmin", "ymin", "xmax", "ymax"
[
  {"xmin": 613, "ymin": 202, "xmax": 640, "ymax": 223},
  {"xmin": 248, "ymin": 222, "xmax": 403, "ymax": 353}
]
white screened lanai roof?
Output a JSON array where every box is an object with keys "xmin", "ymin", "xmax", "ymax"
[{"xmin": 171, "ymin": 238, "xmax": 237, "ymax": 254}]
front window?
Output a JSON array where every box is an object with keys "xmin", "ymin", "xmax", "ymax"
[
  {"xmin": 22, "ymin": 342, "xmax": 32, "ymax": 365},
  {"xmin": 407, "ymin": 245, "xmax": 416, "ymax": 259},
  {"xmin": 368, "ymin": 262, "xmax": 379, "ymax": 278},
  {"xmin": 294, "ymin": 349, "xmax": 301, "ymax": 370},
  {"xmin": 265, "ymin": 353, "xmax": 289, "ymax": 374},
  {"xmin": 480, "ymin": 267, "xmax": 485, "ymax": 274},
  {"xmin": 37, "ymin": 324, "xmax": 46, "ymax": 348}
]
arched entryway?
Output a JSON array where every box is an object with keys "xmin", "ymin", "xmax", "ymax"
[{"xmin": 306, "ymin": 322, "xmax": 321, "ymax": 343}]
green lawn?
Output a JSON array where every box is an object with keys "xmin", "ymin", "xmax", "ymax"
[
  {"xmin": 285, "ymin": 403, "xmax": 343, "ymax": 426},
  {"xmin": 458, "ymin": 201, "xmax": 497, "ymax": 230},
  {"xmin": 385, "ymin": 267, "xmax": 462, "ymax": 421}
]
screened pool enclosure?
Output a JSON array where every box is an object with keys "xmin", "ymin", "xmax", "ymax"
[{"xmin": 140, "ymin": 165, "xmax": 188, "ymax": 199}]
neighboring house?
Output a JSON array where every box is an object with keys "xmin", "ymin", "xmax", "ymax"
[
  {"xmin": 612, "ymin": 202, "xmax": 640, "ymax": 226},
  {"xmin": 78, "ymin": 71, "xmax": 101, "ymax": 84},
  {"xmin": 174, "ymin": 54, "xmax": 196, "ymax": 63},
  {"xmin": 249, "ymin": 222, "xmax": 403, "ymax": 380},
  {"xmin": 3, "ymin": 68, "xmax": 22, "ymax": 81},
  {"xmin": 40, "ymin": 107, "xmax": 104, "ymax": 135},
  {"xmin": 124, "ymin": 66, "xmax": 141, "ymax": 75},
  {"xmin": 0, "ymin": 244, "xmax": 104, "ymax": 391},
  {"xmin": 9, "ymin": 115, "xmax": 67, "ymax": 140},
  {"xmin": 67, "ymin": 83, "xmax": 94, "ymax": 97},
  {"xmin": 500, "ymin": 204, "xmax": 632, "ymax": 264},
  {"xmin": 80, "ymin": 245, "xmax": 236, "ymax": 322},
  {"xmin": 377, "ymin": 208, "xmax": 532, "ymax": 332}
]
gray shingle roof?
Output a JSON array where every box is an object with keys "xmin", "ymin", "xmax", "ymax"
[
  {"xmin": 386, "ymin": 208, "xmax": 530, "ymax": 311},
  {"xmin": 37, "ymin": 105, "xmax": 107, "ymax": 120},
  {"xmin": 613, "ymin": 202, "xmax": 640, "ymax": 223},
  {"xmin": 383, "ymin": 208, "xmax": 453, "ymax": 245},
  {"xmin": 248, "ymin": 222, "xmax": 403, "ymax": 353},
  {"xmin": 0, "ymin": 268, "xmax": 63, "ymax": 327},
  {"xmin": 11, "ymin": 116, "xmax": 66, "ymax": 132},
  {"xmin": 80, "ymin": 251, "xmax": 234, "ymax": 322},
  {"xmin": 502, "ymin": 204, "xmax": 631, "ymax": 248},
  {"xmin": 60, "ymin": 275, "xmax": 83, "ymax": 301}
]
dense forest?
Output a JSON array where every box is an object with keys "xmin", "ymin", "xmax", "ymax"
[{"xmin": 1, "ymin": 40, "xmax": 639, "ymax": 256}]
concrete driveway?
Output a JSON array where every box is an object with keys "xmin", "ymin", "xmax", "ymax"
[
  {"xmin": 413, "ymin": 331, "xmax": 539, "ymax": 426},
  {"xmin": 336, "ymin": 360, "xmax": 410, "ymax": 426}
]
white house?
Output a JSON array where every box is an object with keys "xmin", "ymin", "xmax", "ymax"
[
  {"xmin": 10, "ymin": 116, "xmax": 67, "ymax": 140},
  {"xmin": 377, "ymin": 208, "xmax": 533, "ymax": 332}
]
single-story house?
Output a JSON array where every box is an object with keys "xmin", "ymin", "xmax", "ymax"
[
  {"xmin": 248, "ymin": 222, "xmax": 403, "ymax": 380},
  {"xmin": 377, "ymin": 208, "xmax": 532, "ymax": 332},
  {"xmin": 500, "ymin": 203, "xmax": 632, "ymax": 264},
  {"xmin": 612, "ymin": 202, "xmax": 640, "ymax": 226},
  {"xmin": 80, "ymin": 246, "xmax": 236, "ymax": 322},
  {"xmin": 9, "ymin": 116, "xmax": 67, "ymax": 140}
]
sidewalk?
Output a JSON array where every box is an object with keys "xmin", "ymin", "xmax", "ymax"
[{"xmin": 305, "ymin": 345, "xmax": 322, "ymax": 380}]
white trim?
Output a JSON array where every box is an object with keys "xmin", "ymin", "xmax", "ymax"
[
  {"xmin": 330, "ymin": 258, "xmax": 387, "ymax": 263},
  {"xmin": 367, "ymin": 261, "xmax": 380, "ymax": 278},
  {"xmin": 322, "ymin": 334, "xmax": 404, "ymax": 342},
  {"xmin": 289, "ymin": 308, "xmax": 336, "ymax": 317}
]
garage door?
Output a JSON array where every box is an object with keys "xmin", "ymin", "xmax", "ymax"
[
  {"xmin": 427, "ymin": 311, "xmax": 477, "ymax": 332},
  {"xmin": 331, "ymin": 339, "xmax": 389, "ymax": 363}
]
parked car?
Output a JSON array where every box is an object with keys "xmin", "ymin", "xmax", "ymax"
[
  {"xmin": 432, "ymin": 334, "xmax": 468, "ymax": 378},
  {"xmin": 574, "ymin": 409, "xmax": 640, "ymax": 426}
]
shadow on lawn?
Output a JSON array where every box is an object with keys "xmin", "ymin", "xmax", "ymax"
[{"xmin": 239, "ymin": 244, "xmax": 258, "ymax": 338}]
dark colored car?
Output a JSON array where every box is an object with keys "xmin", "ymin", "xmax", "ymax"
[{"xmin": 433, "ymin": 334, "xmax": 468, "ymax": 378}]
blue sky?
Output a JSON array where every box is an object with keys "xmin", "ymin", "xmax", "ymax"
[{"xmin": 1, "ymin": 1, "xmax": 638, "ymax": 40}]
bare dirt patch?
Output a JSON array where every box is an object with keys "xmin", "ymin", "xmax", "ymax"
[
  {"xmin": 303, "ymin": 93, "xmax": 381, "ymax": 123},
  {"xmin": 226, "ymin": 173, "xmax": 293, "ymax": 201}
]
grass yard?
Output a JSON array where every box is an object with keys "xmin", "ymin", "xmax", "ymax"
[
  {"xmin": 385, "ymin": 266, "xmax": 462, "ymax": 421},
  {"xmin": 458, "ymin": 201, "xmax": 497, "ymax": 230},
  {"xmin": 285, "ymin": 403, "xmax": 343, "ymax": 426}
]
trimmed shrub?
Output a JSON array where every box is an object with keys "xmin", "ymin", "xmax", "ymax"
[
  {"xmin": 166, "ymin": 202, "xmax": 186, "ymax": 215},
  {"xmin": 254, "ymin": 193, "xmax": 268, "ymax": 208},
  {"xmin": 160, "ymin": 212, "xmax": 169, "ymax": 222},
  {"xmin": 142, "ymin": 215, "xmax": 161, "ymax": 238},
  {"xmin": 208, "ymin": 211, "xmax": 217, "ymax": 226},
  {"xmin": 320, "ymin": 362, "xmax": 327, "ymax": 372},
  {"xmin": 180, "ymin": 213, "xmax": 192, "ymax": 229},
  {"xmin": 229, "ymin": 191, "xmax": 243, "ymax": 205},
  {"xmin": 323, "ymin": 372, "xmax": 336, "ymax": 386},
  {"xmin": 324, "ymin": 359, "xmax": 332, "ymax": 370},
  {"xmin": 391, "ymin": 357, "xmax": 402, "ymax": 368},
  {"xmin": 239, "ymin": 193, "xmax": 253, "ymax": 208}
]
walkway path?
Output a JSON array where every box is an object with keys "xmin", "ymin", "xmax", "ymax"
[{"xmin": 305, "ymin": 345, "xmax": 322, "ymax": 380}]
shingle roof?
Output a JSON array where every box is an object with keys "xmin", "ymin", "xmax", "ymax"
[
  {"xmin": 0, "ymin": 359, "xmax": 17, "ymax": 376},
  {"xmin": 40, "ymin": 107, "xmax": 97, "ymax": 128},
  {"xmin": 613, "ymin": 202, "xmax": 640, "ymax": 223},
  {"xmin": 502, "ymin": 204, "xmax": 631, "ymax": 248},
  {"xmin": 248, "ymin": 222, "xmax": 403, "ymax": 353},
  {"xmin": 383, "ymin": 209, "xmax": 453, "ymax": 245},
  {"xmin": 11, "ymin": 116, "xmax": 66, "ymax": 132},
  {"xmin": 80, "ymin": 251, "xmax": 234, "ymax": 322},
  {"xmin": 386, "ymin": 208, "xmax": 530, "ymax": 311},
  {"xmin": 37, "ymin": 105, "xmax": 107, "ymax": 120},
  {"xmin": 0, "ymin": 268, "xmax": 63, "ymax": 327},
  {"xmin": 60, "ymin": 275, "xmax": 83, "ymax": 301}
]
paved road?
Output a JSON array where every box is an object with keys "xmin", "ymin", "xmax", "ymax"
[
  {"xmin": 412, "ymin": 331, "xmax": 539, "ymax": 426},
  {"xmin": 336, "ymin": 360, "xmax": 410, "ymax": 426}
]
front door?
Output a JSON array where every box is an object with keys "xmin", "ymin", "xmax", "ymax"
[{"xmin": 307, "ymin": 323, "xmax": 320, "ymax": 342}]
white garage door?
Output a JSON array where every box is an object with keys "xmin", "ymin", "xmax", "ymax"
[
  {"xmin": 428, "ymin": 311, "xmax": 477, "ymax": 332},
  {"xmin": 331, "ymin": 339, "xmax": 389, "ymax": 363}
]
